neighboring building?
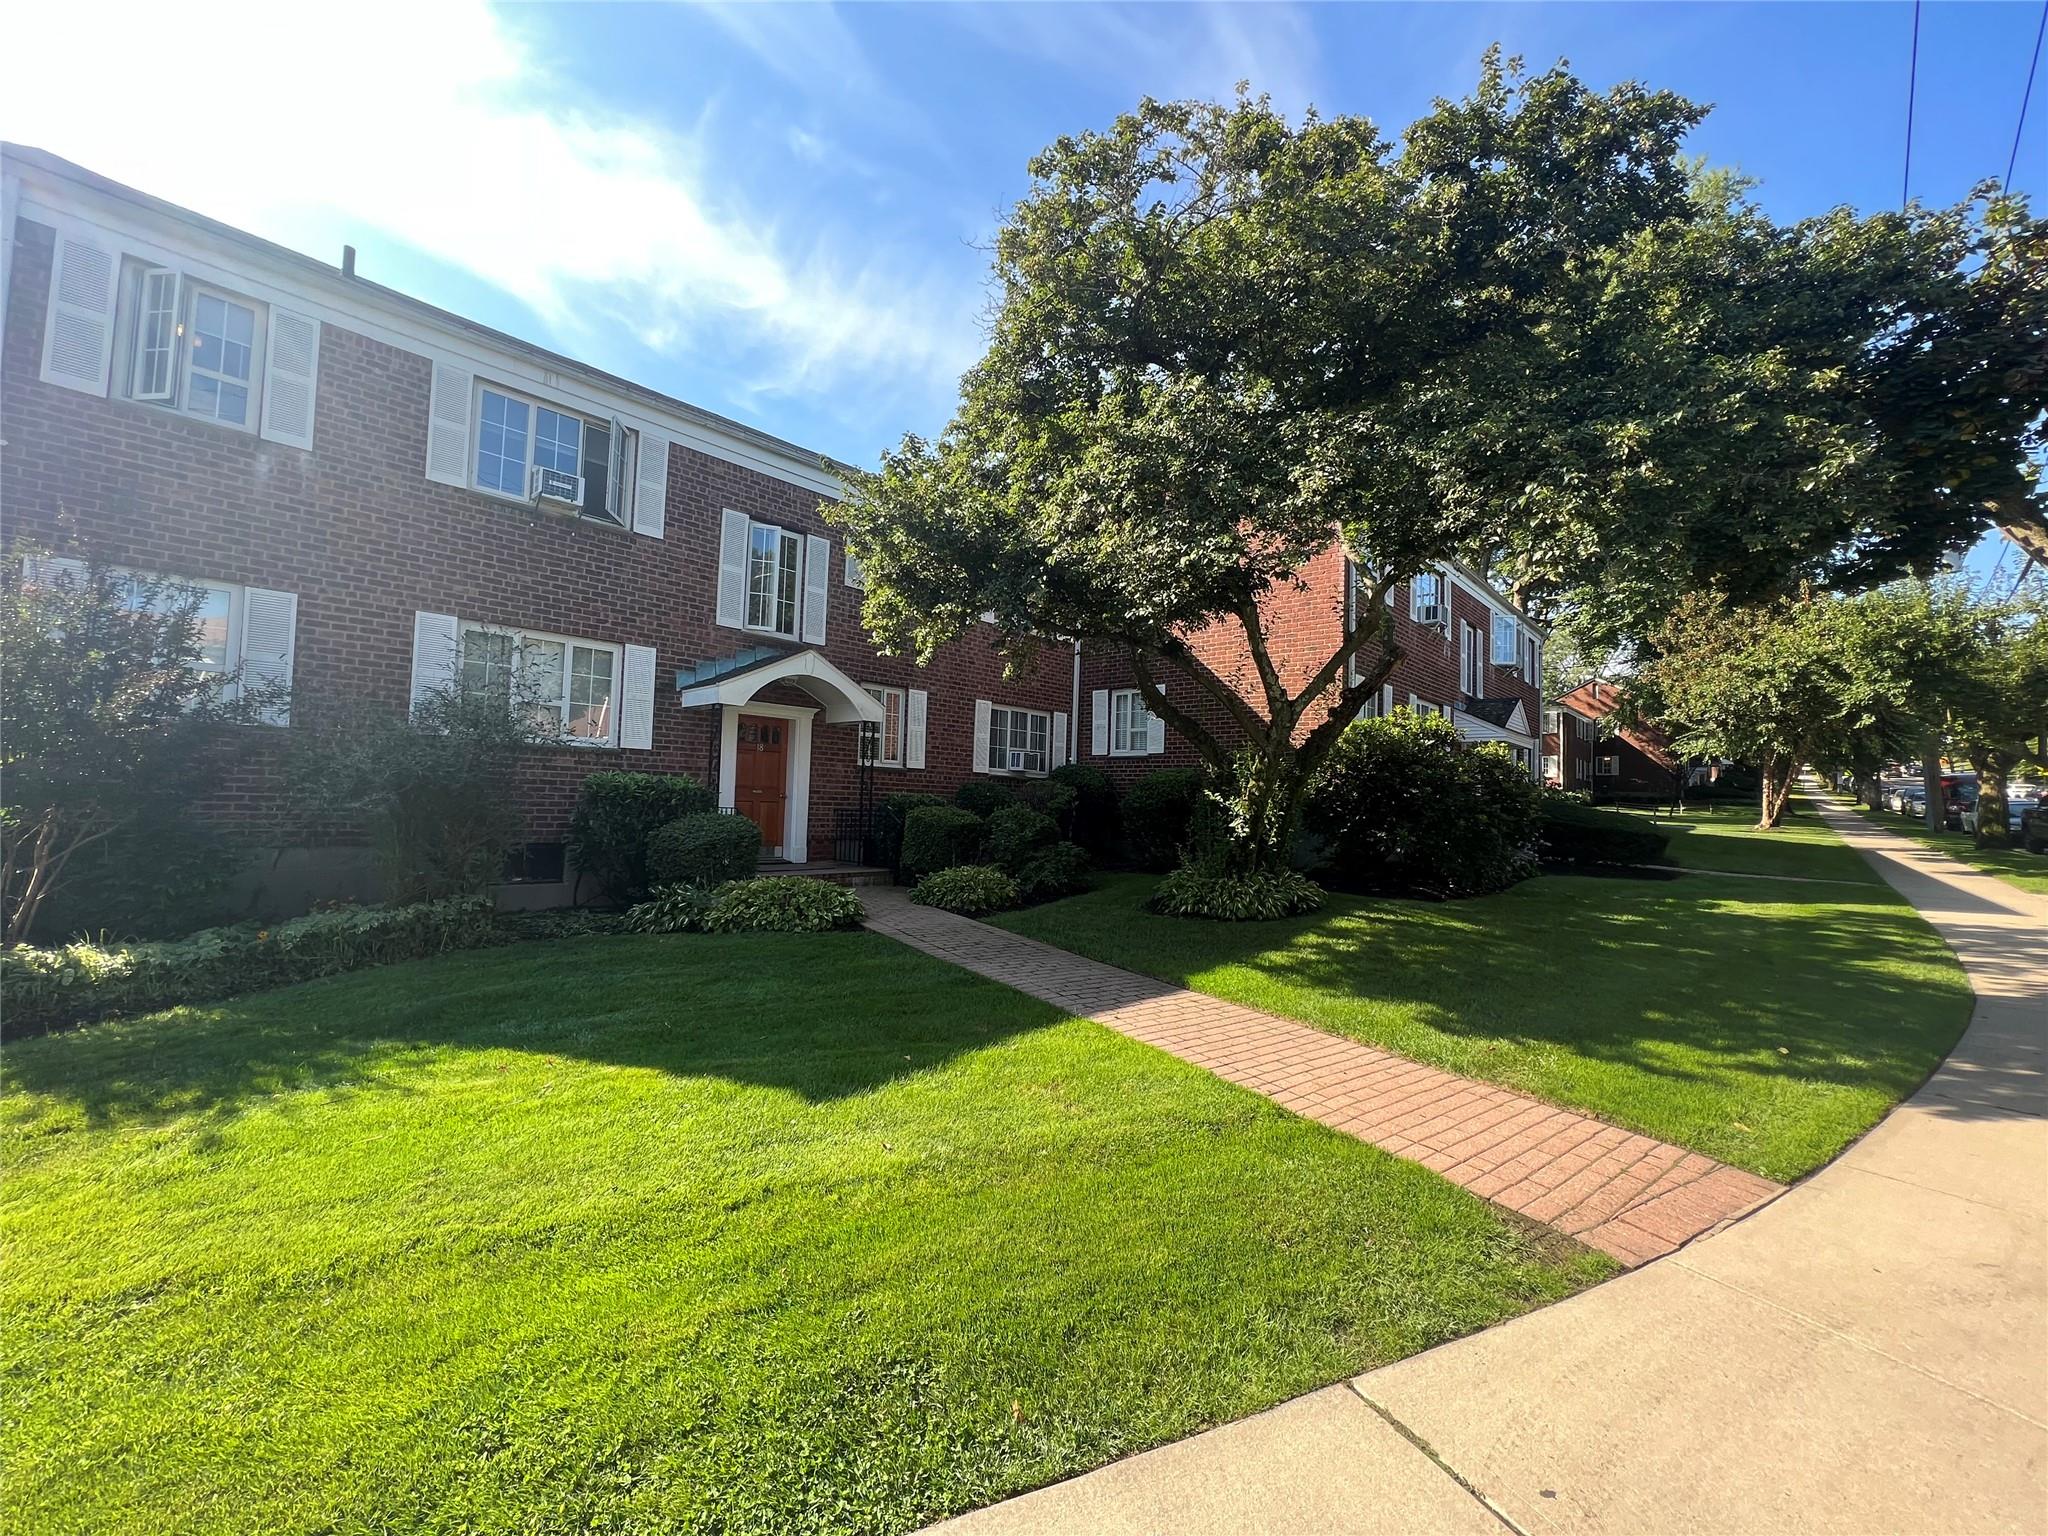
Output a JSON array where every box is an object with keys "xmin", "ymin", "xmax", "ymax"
[
  {"xmin": 1554, "ymin": 681, "xmax": 1683, "ymax": 800},
  {"xmin": 1, "ymin": 145, "xmax": 1076, "ymax": 909},
  {"xmin": 1544, "ymin": 699, "xmax": 1600, "ymax": 791},
  {"xmin": 1079, "ymin": 557, "xmax": 1547, "ymax": 787}
]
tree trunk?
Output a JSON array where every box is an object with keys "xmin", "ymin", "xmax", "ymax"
[
  {"xmin": 1969, "ymin": 749, "xmax": 2013, "ymax": 849},
  {"xmin": 1921, "ymin": 732, "xmax": 1944, "ymax": 835},
  {"xmin": 1757, "ymin": 756, "xmax": 1795, "ymax": 829}
]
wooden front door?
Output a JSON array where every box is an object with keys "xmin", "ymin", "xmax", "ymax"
[{"xmin": 735, "ymin": 714, "xmax": 790, "ymax": 854}]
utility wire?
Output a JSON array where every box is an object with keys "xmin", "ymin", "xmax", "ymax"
[
  {"xmin": 2010, "ymin": 0, "xmax": 2048, "ymax": 189},
  {"xmin": 1904, "ymin": 0, "xmax": 1922, "ymax": 209}
]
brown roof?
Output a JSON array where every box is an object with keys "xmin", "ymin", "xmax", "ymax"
[{"xmin": 1556, "ymin": 682, "xmax": 1677, "ymax": 768}]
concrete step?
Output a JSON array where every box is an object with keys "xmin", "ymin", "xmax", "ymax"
[{"xmin": 759, "ymin": 862, "xmax": 893, "ymax": 888}]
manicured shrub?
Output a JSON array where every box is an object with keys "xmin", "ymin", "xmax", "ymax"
[
  {"xmin": 567, "ymin": 771, "xmax": 715, "ymax": 904},
  {"xmin": 622, "ymin": 884, "xmax": 720, "ymax": 934},
  {"xmin": 1149, "ymin": 867, "xmax": 1324, "ymax": 921},
  {"xmin": 1539, "ymin": 798, "xmax": 1671, "ymax": 866},
  {"xmin": 1305, "ymin": 713, "xmax": 1542, "ymax": 898},
  {"xmin": 1014, "ymin": 841, "xmax": 1091, "ymax": 903},
  {"xmin": 1048, "ymin": 762, "xmax": 1119, "ymax": 855},
  {"xmin": 875, "ymin": 792, "xmax": 948, "ymax": 872},
  {"xmin": 910, "ymin": 864, "xmax": 1020, "ymax": 917},
  {"xmin": 1122, "ymin": 768, "xmax": 1207, "ymax": 870},
  {"xmin": 987, "ymin": 803, "xmax": 1059, "ymax": 871},
  {"xmin": 0, "ymin": 897, "xmax": 498, "ymax": 1037},
  {"xmin": 953, "ymin": 780, "xmax": 1017, "ymax": 819},
  {"xmin": 649, "ymin": 813, "xmax": 760, "ymax": 889},
  {"xmin": 34, "ymin": 819, "xmax": 244, "ymax": 941},
  {"xmin": 702, "ymin": 876, "xmax": 864, "ymax": 933},
  {"xmin": 901, "ymin": 805, "xmax": 986, "ymax": 879}
]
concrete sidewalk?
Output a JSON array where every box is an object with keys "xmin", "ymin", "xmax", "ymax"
[{"xmin": 931, "ymin": 796, "xmax": 2047, "ymax": 1535}]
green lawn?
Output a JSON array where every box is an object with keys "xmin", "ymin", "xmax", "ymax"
[
  {"xmin": 1624, "ymin": 800, "xmax": 1885, "ymax": 884},
  {"xmin": 996, "ymin": 842, "xmax": 1972, "ymax": 1183},
  {"xmin": 1842, "ymin": 800, "xmax": 2048, "ymax": 897},
  {"xmin": 2, "ymin": 933, "xmax": 1606, "ymax": 1535}
]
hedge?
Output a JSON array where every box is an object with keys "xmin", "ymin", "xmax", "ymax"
[
  {"xmin": 1122, "ymin": 769, "xmax": 1207, "ymax": 871},
  {"xmin": 565, "ymin": 771, "xmax": 716, "ymax": 904},
  {"xmin": 1, "ymin": 898, "xmax": 498, "ymax": 1037},
  {"xmin": 649, "ymin": 812, "xmax": 761, "ymax": 888},
  {"xmin": 1539, "ymin": 799, "xmax": 1672, "ymax": 866},
  {"xmin": 901, "ymin": 805, "xmax": 986, "ymax": 880},
  {"xmin": 624, "ymin": 877, "xmax": 864, "ymax": 934}
]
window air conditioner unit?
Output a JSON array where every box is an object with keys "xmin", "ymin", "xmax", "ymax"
[
  {"xmin": 530, "ymin": 465, "xmax": 585, "ymax": 505},
  {"xmin": 1415, "ymin": 603, "xmax": 1447, "ymax": 628},
  {"xmin": 1008, "ymin": 749, "xmax": 1027, "ymax": 772}
]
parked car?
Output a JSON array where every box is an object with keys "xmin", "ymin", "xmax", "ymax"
[
  {"xmin": 1964, "ymin": 793, "xmax": 2041, "ymax": 838},
  {"xmin": 1944, "ymin": 782, "xmax": 1980, "ymax": 831},
  {"xmin": 2021, "ymin": 806, "xmax": 2048, "ymax": 855}
]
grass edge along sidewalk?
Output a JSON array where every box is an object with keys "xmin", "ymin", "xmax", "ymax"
[{"xmin": 995, "ymin": 802, "xmax": 1973, "ymax": 1183}]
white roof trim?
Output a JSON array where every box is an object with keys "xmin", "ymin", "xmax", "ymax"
[
  {"xmin": 6, "ymin": 151, "xmax": 845, "ymax": 498},
  {"xmin": 1452, "ymin": 703, "xmax": 1536, "ymax": 747},
  {"xmin": 677, "ymin": 648, "xmax": 885, "ymax": 725}
]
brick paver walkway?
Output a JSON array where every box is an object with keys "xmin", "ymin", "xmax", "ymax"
[{"xmin": 864, "ymin": 887, "xmax": 1782, "ymax": 1265}]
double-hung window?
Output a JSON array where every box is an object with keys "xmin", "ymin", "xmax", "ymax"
[
  {"xmin": 1595, "ymin": 755, "xmax": 1620, "ymax": 777},
  {"xmin": 118, "ymin": 573, "xmax": 237, "ymax": 676},
  {"xmin": 862, "ymin": 685, "xmax": 905, "ymax": 767},
  {"xmin": 988, "ymin": 705, "xmax": 1051, "ymax": 776},
  {"xmin": 746, "ymin": 522, "xmax": 803, "ymax": 637},
  {"xmin": 1110, "ymin": 688, "xmax": 1156, "ymax": 755},
  {"xmin": 120, "ymin": 265, "xmax": 266, "ymax": 430},
  {"xmin": 459, "ymin": 623, "xmax": 619, "ymax": 745},
  {"xmin": 474, "ymin": 383, "xmax": 629, "ymax": 526},
  {"xmin": 1460, "ymin": 622, "xmax": 1483, "ymax": 698},
  {"xmin": 1410, "ymin": 572, "xmax": 1445, "ymax": 621}
]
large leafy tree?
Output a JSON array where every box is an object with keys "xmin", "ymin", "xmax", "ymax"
[
  {"xmin": 832, "ymin": 55, "xmax": 2046, "ymax": 870},
  {"xmin": 1643, "ymin": 591, "xmax": 1922, "ymax": 828}
]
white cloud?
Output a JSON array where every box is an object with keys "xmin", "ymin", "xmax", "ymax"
[
  {"xmin": 0, "ymin": 0, "xmax": 979, "ymax": 411},
  {"xmin": 944, "ymin": 2, "xmax": 1324, "ymax": 117}
]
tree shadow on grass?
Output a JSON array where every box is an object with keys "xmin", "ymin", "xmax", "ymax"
[
  {"xmin": 2, "ymin": 931, "xmax": 1069, "ymax": 1132},
  {"xmin": 1015, "ymin": 874, "xmax": 1979, "ymax": 1110}
]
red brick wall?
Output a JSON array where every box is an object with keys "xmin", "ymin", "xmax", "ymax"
[
  {"xmin": 1, "ymin": 216, "xmax": 1070, "ymax": 870},
  {"xmin": 1075, "ymin": 567, "xmax": 1543, "ymax": 790}
]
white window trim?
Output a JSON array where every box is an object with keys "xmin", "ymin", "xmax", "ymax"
[
  {"xmin": 115, "ymin": 262, "xmax": 267, "ymax": 432},
  {"xmin": 862, "ymin": 683, "xmax": 906, "ymax": 768},
  {"xmin": 742, "ymin": 518, "xmax": 805, "ymax": 639},
  {"xmin": 987, "ymin": 703, "xmax": 1055, "ymax": 778},
  {"xmin": 470, "ymin": 379, "xmax": 625, "ymax": 521},
  {"xmin": 1409, "ymin": 571, "xmax": 1446, "ymax": 622},
  {"xmin": 1108, "ymin": 687, "xmax": 1157, "ymax": 756},
  {"xmin": 458, "ymin": 620, "xmax": 622, "ymax": 748}
]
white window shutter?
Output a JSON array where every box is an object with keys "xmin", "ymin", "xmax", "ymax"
[
  {"xmin": 410, "ymin": 611, "xmax": 461, "ymax": 712},
  {"xmin": 1052, "ymin": 711, "xmax": 1069, "ymax": 767},
  {"xmin": 715, "ymin": 509, "xmax": 748, "ymax": 629},
  {"xmin": 620, "ymin": 643, "xmax": 656, "ymax": 750},
  {"xmin": 1090, "ymin": 690, "xmax": 1110, "ymax": 757},
  {"xmin": 258, "ymin": 309, "xmax": 321, "ymax": 451},
  {"xmin": 632, "ymin": 429, "xmax": 667, "ymax": 539},
  {"xmin": 1383, "ymin": 684, "xmax": 1395, "ymax": 717},
  {"xmin": 40, "ymin": 233, "xmax": 119, "ymax": 396},
  {"xmin": 424, "ymin": 361, "xmax": 472, "ymax": 486},
  {"xmin": 802, "ymin": 535, "xmax": 830, "ymax": 644},
  {"xmin": 1146, "ymin": 682, "xmax": 1166, "ymax": 755},
  {"xmin": 238, "ymin": 587, "xmax": 298, "ymax": 726},
  {"xmin": 906, "ymin": 688, "xmax": 927, "ymax": 769},
  {"xmin": 972, "ymin": 699, "xmax": 992, "ymax": 774}
]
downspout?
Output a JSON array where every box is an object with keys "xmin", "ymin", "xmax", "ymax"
[{"xmin": 1070, "ymin": 639, "xmax": 1082, "ymax": 763}]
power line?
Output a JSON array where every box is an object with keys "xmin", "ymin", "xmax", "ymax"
[
  {"xmin": 2010, "ymin": 0, "xmax": 2048, "ymax": 189},
  {"xmin": 1904, "ymin": 0, "xmax": 1922, "ymax": 209}
]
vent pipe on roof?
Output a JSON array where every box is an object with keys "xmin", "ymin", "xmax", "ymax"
[{"xmin": 341, "ymin": 244, "xmax": 356, "ymax": 279}]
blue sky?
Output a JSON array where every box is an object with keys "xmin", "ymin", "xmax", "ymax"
[{"xmin": 5, "ymin": 1, "xmax": 2042, "ymax": 498}]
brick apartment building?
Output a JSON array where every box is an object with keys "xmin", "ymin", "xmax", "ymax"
[
  {"xmin": 1544, "ymin": 698, "xmax": 1601, "ymax": 791},
  {"xmin": 2, "ymin": 145, "xmax": 1544, "ymax": 910},
  {"xmin": 1553, "ymin": 681, "xmax": 1684, "ymax": 800},
  {"xmin": 1079, "ymin": 548, "xmax": 1546, "ymax": 789}
]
